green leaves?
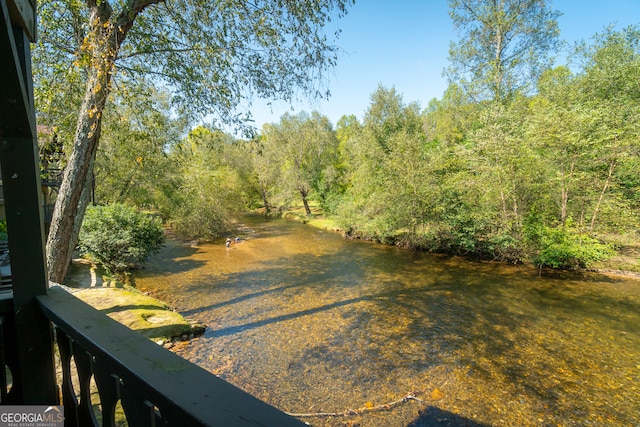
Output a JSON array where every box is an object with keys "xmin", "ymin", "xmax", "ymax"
[
  {"xmin": 38, "ymin": 0, "xmax": 354, "ymax": 282},
  {"xmin": 163, "ymin": 127, "xmax": 250, "ymax": 239},
  {"xmin": 534, "ymin": 225, "xmax": 615, "ymax": 269},
  {"xmin": 447, "ymin": 0, "xmax": 561, "ymax": 101},
  {"xmin": 259, "ymin": 111, "xmax": 340, "ymax": 214},
  {"xmin": 79, "ymin": 203, "xmax": 165, "ymax": 275},
  {"xmin": 111, "ymin": 0, "xmax": 354, "ymax": 129}
]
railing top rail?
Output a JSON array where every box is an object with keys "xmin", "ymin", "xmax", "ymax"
[{"xmin": 37, "ymin": 286, "xmax": 305, "ymax": 427}]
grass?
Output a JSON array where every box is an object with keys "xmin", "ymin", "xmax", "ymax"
[
  {"xmin": 269, "ymin": 201, "xmax": 343, "ymax": 232},
  {"xmin": 592, "ymin": 232, "xmax": 640, "ymax": 274}
]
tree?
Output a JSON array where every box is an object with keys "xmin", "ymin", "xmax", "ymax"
[
  {"xmin": 528, "ymin": 27, "xmax": 640, "ymax": 233},
  {"xmin": 574, "ymin": 26, "xmax": 640, "ymax": 231},
  {"xmin": 337, "ymin": 86, "xmax": 429, "ymax": 241},
  {"xmin": 333, "ymin": 114, "xmax": 362, "ymax": 205},
  {"xmin": 163, "ymin": 127, "xmax": 250, "ymax": 239},
  {"xmin": 446, "ymin": 0, "xmax": 561, "ymax": 101},
  {"xmin": 261, "ymin": 111, "xmax": 339, "ymax": 215},
  {"xmin": 528, "ymin": 66, "xmax": 590, "ymax": 226},
  {"xmin": 422, "ymin": 83, "xmax": 479, "ymax": 147},
  {"xmin": 35, "ymin": 0, "xmax": 354, "ymax": 283},
  {"xmin": 250, "ymin": 133, "xmax": 283, "ymax": 214},
  {"xmin": 365, "ymin": 90, "xmax": 427, "ymax": 236}
]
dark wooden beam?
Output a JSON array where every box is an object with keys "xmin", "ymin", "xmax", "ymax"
[
  {"xmin": 0, "ymin": 0, "xmax": 58, "ymax": 404},
  {"xmin": 5, "ymin": 0, "xmax": 35, "ymax": 41},
  {"xmin": 0, "ymin": 0, "xmax": 34, "ymax": 139}
]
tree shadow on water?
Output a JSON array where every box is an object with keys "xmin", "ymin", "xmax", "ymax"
[
  {"xmin": 206, "ymin": 293, "xmax": 371, "ymax": 337},
  {"xmin": 181, "ymin": 281, "xmax": 313, "ymax": 316},
  {"xmin": 407, "ymin": 406, "xmax": 492, "ymax": 427},
  {"xmin": 140, "ymin": 240, "xmax": 207, "ymax": 274},
  {"xmin": 142, "ymin": 257, "xmax": 207, "ymax": 275}
]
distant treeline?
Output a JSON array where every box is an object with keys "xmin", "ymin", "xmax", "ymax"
[{"xmin": 84, "ymin": 27, "xmax": 639, "ymax": 270}]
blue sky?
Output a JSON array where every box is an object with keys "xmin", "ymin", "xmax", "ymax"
[{"xmin": 246, "ymin": 0, "xmax": 640, "ymax": 130}]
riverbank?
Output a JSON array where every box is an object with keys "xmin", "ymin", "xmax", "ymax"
[
  {"xmin": 63, "ymin": 258, "xmax": 204, "ymax": 345},
  {"xmin": 266, "ymin": 205, "xmax": 640, "ymax": 276}
]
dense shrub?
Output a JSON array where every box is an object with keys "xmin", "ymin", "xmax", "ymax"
[
  {"xmin": 78, "ymin": 203, "xmax": 165, "ymax": 275},
  {"xmin": 481, "ymin": 232, "xmax": 525, "ymax": 263},
  {"xmin": 534, "ymin": 226, "xmax": 615, "ymax": 269}
]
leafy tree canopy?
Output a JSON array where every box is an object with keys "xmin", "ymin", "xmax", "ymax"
[
  {"xmin": 447, "ymin": 0, "xmax": 561, "ymax": 101},
  {"xmin": 35, "ymin": 0, "xmax": 353, "ymax": 132}
]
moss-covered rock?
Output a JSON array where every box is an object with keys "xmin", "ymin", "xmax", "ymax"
[{"xmin": 72, "ymin": 287, "xmax": 201, "ymax": 342}]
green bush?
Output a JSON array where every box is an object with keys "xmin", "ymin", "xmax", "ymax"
[
  {"xmin": 78, "ymin": 203, "xmax": 165, "ymax": 276},
  {"xmin": 534, "ymin": 225, "xmax": 616, "ymax": 269},
  {"xmin": 482, "ymin": 232, "xmax": 525, "ymax": 263}
]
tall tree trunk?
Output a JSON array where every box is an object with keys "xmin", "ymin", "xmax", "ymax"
[
  {"xmin": 261, "ymin": 188, "xmax": 270, "ymax": 213},
  {"xmin": 300, "ymin": 189, "xmax": 311, "ymax": 216},
  {"xmin": 46, "ymin": 71, "xmax": 109, "ymax": 282},
  {"xmin": 590, "ymin": 158, "xmax": 615, "ymax": 231},
  {"xmin": 46, "ymin": 0, "xmax": 132, "ymax": 283}
]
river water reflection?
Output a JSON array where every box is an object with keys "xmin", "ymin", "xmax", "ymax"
[{"xmin": 135, "ymin": 215, "xmax": 640, "ymax": 427}]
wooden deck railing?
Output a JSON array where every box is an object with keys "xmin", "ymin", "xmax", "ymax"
[{"xmin": 35, "ymin": 286, "xmax": 305, "ymax": 427}]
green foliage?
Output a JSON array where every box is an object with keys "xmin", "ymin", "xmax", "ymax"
[
  {"xmin": 259, "ymin": 111, "xmax": 340, "ymax": 215},
  {"xmin": 0, "ymin": 220, "xmax": 7, "ymax": 241},
  {"xmin": 94, "ymin": 87, "xmax": 187, "ymax": 208},
  {"xmin": 483, "ymin": 233, "xmax": 524, "ymax": 263},
  {"xmin": 162, "ymin": 127, "xmax": 249, "ymax": 239},
  {"xmin": 447, "ymin": 0, "xmax": 561, "ymax": 101},
  {"xmin": 534, "ymin": 225, "xmax": 615, "ymax": 269},
  {"xmin": 337, "ymin": 87, "xmax": 430, "ymax": 234},
  {"xmin": 34, "ymin": 0, "xmax": 354, "ymax": 132},
  {"xmin": 50, "ymin": 15, "xmax": 639, "ymax": 276},
  {"xmin": 36, "ymin": 0, "xmax": 355, "ymax": 283},
  {"xmin": 78, "ymin": 204, "xmax": 165, "ymax": 276},
  {"xmin": 322, "ymin": 49, "xmax": 636, "ymax": 269}
]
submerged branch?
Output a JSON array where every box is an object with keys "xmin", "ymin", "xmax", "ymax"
[{"xmin": 285, "ymin": 392, "xmax": 428, "ymax": 418}]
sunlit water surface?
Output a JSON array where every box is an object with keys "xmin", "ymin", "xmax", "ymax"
[{"xmin": 135, "ymin": 216, "xmax": 640, "ymax": 427}]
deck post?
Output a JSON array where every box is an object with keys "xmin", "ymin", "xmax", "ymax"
[{"xmin": 0, "ymin": 0, "xmax": 58, "ymax": 404}]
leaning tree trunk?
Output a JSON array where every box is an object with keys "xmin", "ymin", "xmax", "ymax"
[
  {"xmin": 46, "ymin": 67, "xmax": 109, "ymax": 282},
  {"xmin": 300, "ymin": 189, "xmax": 311, "ymax": 216},
  {"xmin": 261, "ymin": 188, "xmax": 271, "ymax": 213},
  {"xmin": 46, "ymin": 0, "xmax": 141, "ymax": 283}
]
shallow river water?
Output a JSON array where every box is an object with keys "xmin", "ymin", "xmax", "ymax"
[{"xmin": 135, "ymin": 215, "xmax": 640, "ymax": 427}]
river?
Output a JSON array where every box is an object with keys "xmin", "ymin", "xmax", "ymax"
[{"xmin": 135, "ymin": 215, "xmax": 640, "ymax": 427}]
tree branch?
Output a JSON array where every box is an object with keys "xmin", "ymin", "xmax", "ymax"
[
  {"xmin": 285, "ymin": 392, "xmax": 429, "ymax": 418},
  {"xmin": 117, "ymin": 46, "xmax": 208, "ymax": 60}
]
